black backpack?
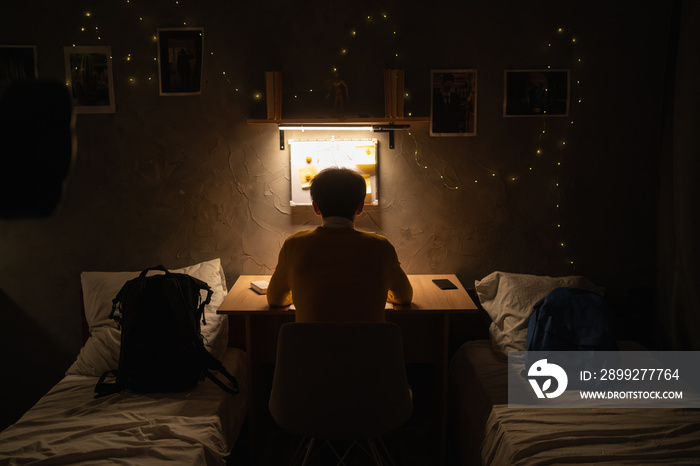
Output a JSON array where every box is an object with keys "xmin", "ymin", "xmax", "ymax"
[{"xmin": 95, "ymin": 265, "xmax": 239, "ymax": 397}]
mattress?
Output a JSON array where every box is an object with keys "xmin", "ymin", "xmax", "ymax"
[
  {"xmin": 449, "ymin": 340, "xmax": 700, "ymax": 465},
  {"xmin": 0, "ymin": 347, "xmax": 247, "ymax": 465}
]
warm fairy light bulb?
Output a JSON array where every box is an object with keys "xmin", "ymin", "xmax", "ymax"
[{"xmin": 85, "ymin": 11, "xmax": 91, "ymax": 17}]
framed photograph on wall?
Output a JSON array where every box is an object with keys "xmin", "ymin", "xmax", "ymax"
[
  {"xmin": 430, "ymin": 69, "xmax": 477, "ymax": 136},
  {"xmin": 63, "ymin": 46, "xmax": 115, "ymax": 114},
  {"xmin": 504, "ymin": 69, "xmax": 569, "ymax": 117},
  {"xmin": 157, "ymin": 27, "xmax": 203, "ymax": 96},
  {"xmin": 0, "ymin": 45, "xmax": 38, "ymax": 80}
]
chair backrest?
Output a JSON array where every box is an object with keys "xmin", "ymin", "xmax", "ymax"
[{"xmin": 269, "ymin": 321, "xmax": 413, "ymax": 440}]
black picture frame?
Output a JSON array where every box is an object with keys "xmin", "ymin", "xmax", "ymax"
[
  {"xmin": 504, "ymin": 69, "xmax": 570, "ymax": 117},
  {"xmin": 430, "ymin": 69, "xmax": 477, "ymax": 137},
  {"xmin": 0, "ymin": 45, "xmax": 37, "ymax": 80},
  {"xmin": 157, "ymin": 27, "xmax": 203, "ymax": 96}
]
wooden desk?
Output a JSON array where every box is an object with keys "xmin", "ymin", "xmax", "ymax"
[
  {"xmin": 218, "ymin": 274, "xmax": 479, "ymax": 465},
  {"xmin": 218, "ymin": 273, "xmax": 477, "ymax": 313}
]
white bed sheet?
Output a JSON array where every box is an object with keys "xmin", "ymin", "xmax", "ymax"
[
  {"xmin": 450, "ymin": 340, "xmax": 700, "ymax": 466},
  {"xmin": 0, "ymin": 347, "xmax": 247, "ymax": 466}
]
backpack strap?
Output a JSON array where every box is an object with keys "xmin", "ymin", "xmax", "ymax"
[
  {"xmin": 139, "ymin": 265, "xmax": 170, "ymax": 277},
  {"xmin": 201, "ymin": 350, "xmax": 240, "ymax": 395},
  {"xmin": 94, "ymin": 370, "xmax": 122, "ymax": 398},
  {"xmin": 179, "ymin": 274, "xmax": 213, "ymax": 325}
]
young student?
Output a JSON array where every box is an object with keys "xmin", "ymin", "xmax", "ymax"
[{"xmin": 267, "ymin": 167, "xmax": 412, "ymax": 321}]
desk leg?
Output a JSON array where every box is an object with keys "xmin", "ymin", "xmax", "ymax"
[{"xmin": 440, "ymin": 312, "xmax": 450, "ymax": 465}]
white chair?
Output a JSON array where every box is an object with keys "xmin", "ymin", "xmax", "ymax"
[{"xmin": 269, "ymin": 321, "xmax": 413, "ymax": 465}]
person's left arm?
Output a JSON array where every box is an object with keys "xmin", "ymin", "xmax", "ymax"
[{"xmin": 267, "ymin": 241, "xmax": 293, "ymax": 307}]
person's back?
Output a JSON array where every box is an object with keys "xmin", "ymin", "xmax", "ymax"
[{"xmin": 267, "ymin": 167, "xmax": 412, "ymax": 321}]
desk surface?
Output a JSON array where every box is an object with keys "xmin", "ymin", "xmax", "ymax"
[{"xmin": 217, "ymin": 274, "xmax": 477, "ymax": 313}]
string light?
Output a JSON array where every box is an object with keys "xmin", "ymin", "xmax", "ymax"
[{"xmin": 70, "ymin": 5, "xmax": 582, "ymax": 268}]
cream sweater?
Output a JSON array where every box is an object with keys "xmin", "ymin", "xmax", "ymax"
[{"xmin": 267, "ymin": 226, "xmax": 413, "ymax": 322}]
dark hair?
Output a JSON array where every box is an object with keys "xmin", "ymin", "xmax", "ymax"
[{"xmin": 310, "ymin": 167, "xmax": 366, "ymax": 220}]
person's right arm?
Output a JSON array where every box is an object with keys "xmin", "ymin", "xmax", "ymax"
[{"xmin": 385, "ymin": 244, "xmax": 412, "ymax": 305}]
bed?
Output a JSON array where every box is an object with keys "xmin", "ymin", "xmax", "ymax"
[
  {"xmin": 449, "ymin": 271, "xmax": 700, "ymax": 465},
  {"xmin": 0, "ymin": 258, "xmax": 248, "ymax": 465}
]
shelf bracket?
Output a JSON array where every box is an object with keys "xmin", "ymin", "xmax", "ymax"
[{"xmin": 372, "ymin": 124, "xmax": 409, "ymax": 150}]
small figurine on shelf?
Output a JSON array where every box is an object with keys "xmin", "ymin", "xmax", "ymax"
[{"xmin": 326, "ymin": 71, "xmax": 349, "ymax": 117}]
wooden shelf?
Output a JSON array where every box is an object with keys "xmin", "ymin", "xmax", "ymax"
[
  {"xmin": 250, "ymin": 117, "xmax": 430, "ymax": 149},
  {"xmin": 247, "ymin": 117, "xmax": 429, "ymax": 125}
]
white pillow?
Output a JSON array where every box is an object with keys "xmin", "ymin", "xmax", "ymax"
[
  {"xmin": 475, "ymin": 271, "xmax": 603, "ymax": 359},
  {"xmin": 66, "ymin": 258, "xmax": 229, "ymax": 376}
]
